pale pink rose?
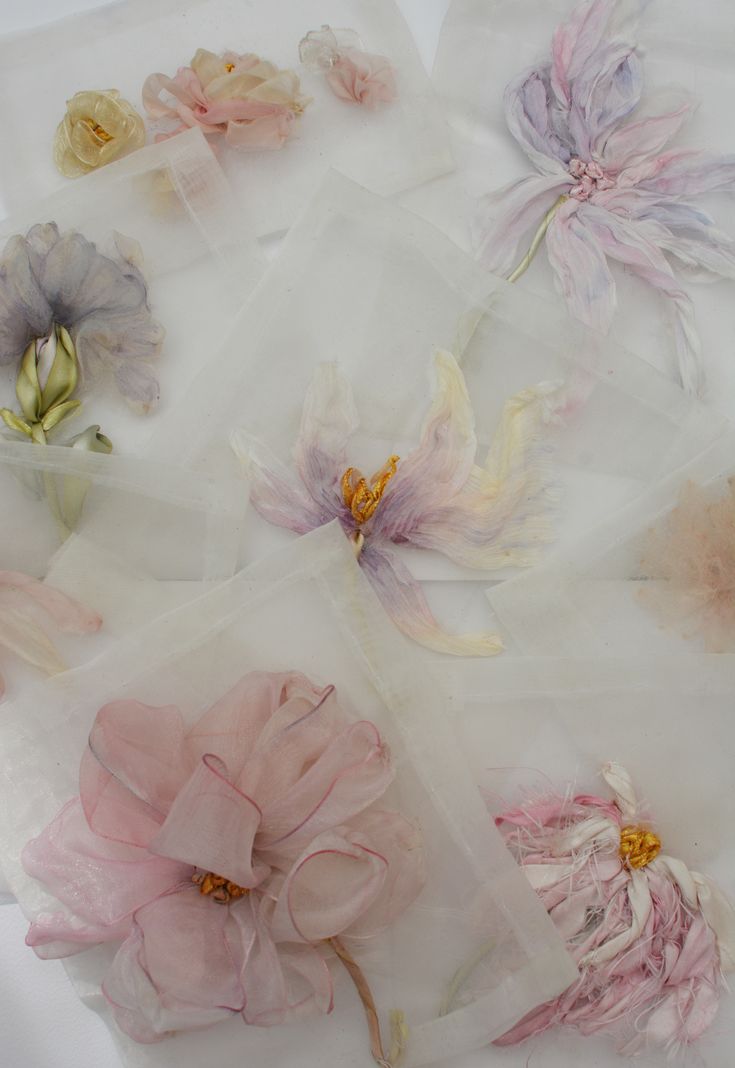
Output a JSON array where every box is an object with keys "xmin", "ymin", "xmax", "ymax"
[
  {"xmin": 23, "ymin": 671, "xmax": 425, "ymax": 1043},
  {"xmin": 327, "ymin": 49, "xmax": 397, "ymax": 109}
]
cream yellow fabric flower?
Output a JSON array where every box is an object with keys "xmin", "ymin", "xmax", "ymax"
[{"xmin": 54, "ymin": 90, "xmax": 146, "ymax": 178}]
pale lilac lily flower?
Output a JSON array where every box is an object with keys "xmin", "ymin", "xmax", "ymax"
[
  {"xmin": 0, "ymin": 570, "xmax": 102, "ymax": 697},
  {"xmin": 477, "ymin": 0, "xmax": 735, "ymax": 395},
  {"xmin": 233, "ymin": 350, "xmax": 560, "ymax": 656},
  {"xmin": 494, "ymin": 763, "xmax": 735, "ymax": 1054}
]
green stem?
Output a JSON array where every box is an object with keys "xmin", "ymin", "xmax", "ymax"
[
  {"xmin": 506, "ymin": 195, "xmax": 567, "ymax": 285},
  {"xmin": 438, "ymin": 940, "xmax": 496, "ymax": 1018},
  {"xmin": 30, "ymin": 423, "xmax": 71, "ymax": 542}
]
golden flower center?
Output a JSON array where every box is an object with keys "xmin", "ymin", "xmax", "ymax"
[
  {"xmin": 341, "ymin": 455, "xmax": 399, "ymax": 525},
  {"xmin": 82, "ymin": 119, "xmax": 113, "ymax": 143},
  {"xmin": 192, "ymin": 870, "xmax": 249, "ymax": 903},
  {"xmin": 619, "ymin": 825, "xmax": 662, "ymax": 869},
  {"xmin": 224, "ymin": 62, "xmax": 236, "ymax": 72}
]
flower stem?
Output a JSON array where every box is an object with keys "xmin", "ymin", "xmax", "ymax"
[
  {"xmin": 438, "ymin": 940, "xmax": 496, "ymax": 1017},
  {"xmin": 329, "ymin": 936, "xmax": 397, "ymax": 1067},
  {"xmin": 506, "ymin": 195, "xmax": 567, "ymax": 285}
]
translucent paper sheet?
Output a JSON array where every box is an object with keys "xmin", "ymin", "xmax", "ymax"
[
  {"xmin": 0, "ymin": 0, "xmax": 453, "ymax": 237},
  {"xmin": 439, "ymin": 655, "xmax": 735, "ymax": 1065},
  {"xmin": 0, "ymin": 130, "xmax": 263, "ymax": 457},
  {"xmin": 160, "ymin": 173, "xmax": 725, "ymax": 605},
  {"xmin": 488, "ymin": 428, "xmax": 735, "ymax": 657},
  {"xmin": 0, "ymin": 436, "xmax": 244, "ymax": 700},
  {"xmin": 431, "ymin": 0, "xmax": 735, "ymax": 410},
  {"xmin": 0, "ymin": 522, "xmax": 576, "ymax": 1067}
]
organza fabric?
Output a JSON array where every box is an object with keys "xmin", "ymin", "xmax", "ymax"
[
  {"xmin": 0, "ymin": 436, "xmax": 244, "ymax": 700},
  {"xmin": 439, "ymin": 655, "xmax": 735, "ymax": 1065},
  {"xmin": 0, "ymin": 0, "xmax": 452, "ymax": 237},
  {"xmin": 158, "ymin": 172, "xmax": 726, "ymax": 648},
  {"xmin": 431, "ymin": 0, "xmax": 735, "ymax": 410},
  {"xmin": 0, "ymin": 130, "xmax": 263, "ymax": 455},
  {"xmin": 0, "ymin": 522, "xmax": 576, "ymax": 1067},
  {"xmin": 488, "ymin": 428, "xmax": 735, "ymax": 657}
]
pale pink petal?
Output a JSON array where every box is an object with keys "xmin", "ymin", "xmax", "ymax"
[
  {"xmin": 638, "ymin": 150, "xmax": 735, "ymax": 196},
  {"xmin": 374, "ymin": 350, "xmax": 477, "ymax": 542},
  {"xmin": 550, "ymin": 0, "xmax": 621, "ymax": 106},
  {"xmin": 0, "ymin": 604, "xmax": 67, "ymax": 676},
  {"xmin": 224, "ymin": 111, "xmax": 295, "ymax": 150},
  {"xmin": 603, "ymin": 100, "xmax": 695, "ymax": 173},
  {"xmin": 79, "ymin": 745, "xmax": 165, "ymax": 849},
  {"xmin": 569, "ymin": 41, "xmax": 642, "ymax": 160},
  {"xmin": 360, "ymin": 543, "xmax": 503, "ymax": 656},
  {"xmin": 545, "ymin": 200, "xmax": 616, "ymax": 333},
  {"xmin": 0, "ymin": 571, "xmax": 102, "ymax": 633},
  {"xmin": 342, "ymin": 808, "xmax": 425, "ymax": 939},
  {"xmin": 257, "ymin": 720, "xmax": 393, "ymax": 852},
  {"xmin": 474, "ymin": 173, "xmax": 571, "ymax": 274},
  {"xmin": 326, "ymin": 50, "xmax": 397, "ymax": 109},
  {"xmin": 86, "ymin": 700, "xmax": 190, "ymax": 814},
  {"xmin": 632, "ymin": 201, "xmax": 735, "ymax": 282},
  {"xmin": 232, "ymin": 430, "xmax": 326, "ymax": 534},
  {"xmin": 23, "ymin": 800, "xmax": 187, "ymax": 934},
  {"xmin": 269, "ymin": 828, "xmax": 388, "ymax": 942},
  {"xmin": 150, "ymin": 755, "xmax": 267, "ymax": 888},
  {"xmin": 503, "ymin": 67, "xmax": 573, "ymax": 171},
  {"xmin": 293, "ymin": 363, "xmax": 359, "ymax": 519}
]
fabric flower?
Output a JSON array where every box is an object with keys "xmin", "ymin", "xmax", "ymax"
[
  {"xmin": 493, "ymin": 763, "xmax": 735, "ymax": 1054},
  {"xmin": 233, "ymin": 350, "xmax": 560, "ymax": 656},
  {"xmin": 639, "ymin": 479, "xmax": 735, "ymax": 651},
  {"xmin": 476, "ymin": 0, "xmax": 735, "ymax": 395},
  {"xmin": 0, "ymin": 223, "xmax": 164, "ymax": 411},
  {"xmin": 53, "ymin": 90, "xmax": 146, "ymax": 179},
  {"xmin": 23, "ymin": 672, "xmax": 424, "ymax": 1043},
  {"xmin": 0, "ymin": 571, "xmax": 101, "ymax": 697},
  {"xmin": 299, "ymin": 26, "xmax": 397, "ymax": 108},
  {"xmin": 143, "ymin": 49, "xmax": 311, "ymax": 149}
]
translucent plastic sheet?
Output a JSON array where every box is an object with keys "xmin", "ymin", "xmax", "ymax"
[
  {"xmin": 0, "ymin": 436, "xmax": 244, "ymax": 701},
  {"xmin": 438, "ymin": 654, "xmax": 735, "ymax": 1066},
  {"xmin": 159, "ymin": 172, "xmax": 726, "ymax": 597},
  {"xmin": 0, "ymin": 130, "xmax": 264, "ymax": 458},
  {"xmin": 488, "ymin": 428, "xmax": 735, "ymax": 657},
  {"xmin": 0, "ymin": 0, "xmax": 453, "ymax": 237},
  {"xmin": 0, "ymin": 522, "xmax": 575, "ymax": 1068},
  {"xmin": 431, "ymin": 0, "xmax": 735, "ymax": 411}
]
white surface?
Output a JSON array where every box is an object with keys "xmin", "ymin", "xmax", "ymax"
[{"xmin": 0, "ymin": 8, "xmax": 451, "ymax": 1068}]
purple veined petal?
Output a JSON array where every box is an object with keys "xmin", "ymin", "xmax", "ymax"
[
  {"xmin": 637, "ymin": 149, "xmax": 735, "ymax": 196},
  {"xmin": 632, "ymin": 201, "xmax": 735, "ymax": 283},
  {"xmin": 293, "ymin": 362, "xmax": 359, "ymax": 517},
  {"xmin": 373, "ymin": 350, "xmax": 477, "ymax": 542},
  {"xmin": 504, "ymin": 66, "xmax": 575, "ymax": 171},
  {"xmin": 569, "ymin": 42, "xmax": 642, "ymax": 160},
  {"xmin": 545, "ymin": 200, "xmax": 617, "ymax": 333},
  {"xmin": 601, "ymin": 96, "xmax": 695, "ymax": 172},
  {"xmin": 0, "ymin": 231, "xmax": 53, "ymax": 363},
  {"xmin": 359, "ymin": 543, "xmax": 503, "ymax": 656},
  {"xmin": 473, "ymin": 172, "xmax": 572, "ymax": 275},
  {"xmin": 111, "ymin": 358, "xmax": 160, "ymax": 413},
  {"xmin": 406, "ymin": 381, "xmax": 561, "ymax": 570},
  {"xmin": 231, "ymin": 430, "xmax": 327, "ymax": 533},
  {"xmin": 581, "ymin": 204, "xmax": 702, "ymax": 394}
]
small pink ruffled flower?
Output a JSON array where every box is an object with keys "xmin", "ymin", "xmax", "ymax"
[
  {"xmin": 493, "ymin": 763, "xmax": 735, "ymax": 1056},
  {"xmin": 142, "ymin": 49, "xmax": 311, "ymax": 150},
  {"xmin": 0, "ymin": 571, "xmax": 101, "ymax": 697},
  {"xmin": 23, "ymin": 672, "xmax": 425, "ymax": 1043},
  {"xmin": 299, "ymin": 26, "xmax": 397, "ymax": 109}
]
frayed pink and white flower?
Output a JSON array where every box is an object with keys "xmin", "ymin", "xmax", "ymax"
[
  {"xmin": 0, "ymin": 570, "xmax": 101, "ymax": 697},
  {"xmin": 494, "ymin": 763, "xmax": 735, "ymax": 1055},
  {"xmin": 23, "ymin": 671, "xmax": 425, "ymax": 1044},
  {"xmin": 477, "ymin": 0, "xmax": 735, "ymax": 395},
  {"xmin": 299, "ymin": 26, "xmax": 397, "ymax": 109},
  {"xmin": 232, "ymin": 350, "xmax": 562, "ymax": 656}
]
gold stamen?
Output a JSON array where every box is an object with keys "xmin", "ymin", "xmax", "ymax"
[
  {"xmin": 192, "ymin": 870, "xmax": 249, "ymax": 904},
  {"xmin": 619, "ymin": 825, "xmax": 661, "ymax": 870},
  {"xmin": 82, "ymin": 119, "xmax": 113, "ymax": 143},
  {"xmin": 224, "ymin": 62, "xmax": 236, "ymax": 72},
  {"xmin": 341, "ymin": 455, "xmax": 399, "ymax": 526}
]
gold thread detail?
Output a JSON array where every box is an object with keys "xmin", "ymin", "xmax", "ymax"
[
  {"xmin": 619, "ymin": 825, "xmax": 661, "ymax": 869},
  {"xmin": 192, "ymin": 870, "xmax": 249, "ymax": 903},
  {"xmin": 82, "ymin": 120, "xmax": 113, "ymax": 143},
  {"xmin": 341, "ymin": 455, "xmax": 399, "ymax": 525}
]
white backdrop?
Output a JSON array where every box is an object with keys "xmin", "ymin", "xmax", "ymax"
[{"xmin": 0, "ymin": 5, "xmax": 452, "ymax": 1068}]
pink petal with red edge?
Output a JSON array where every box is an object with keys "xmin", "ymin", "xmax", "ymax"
[
  {"xmin": 80, "ymin": 744, "xmax": 165, "ymax": 849},
  {"xmin": 270, "ymin": 828, "xmax": 389, "ymax": 942},
  {"xmin": 22, "ymin": 799, "xmax": 187, "ymax": 930},
  {"xmin": 150, "ymin": 754, "xmax": 267, "ymax": 888}
]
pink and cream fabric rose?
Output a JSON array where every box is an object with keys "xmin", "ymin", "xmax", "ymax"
[
  {"xmin": 299, "ymin": 26, "xmax": 396, "ymax": 109},
  {"xmin": 23, "ymin": 671, "xmax": 425, "ymax": 1043},
  {"xmin": 142, "ymin": 49, "xmax": 311, "ymax": 149}
]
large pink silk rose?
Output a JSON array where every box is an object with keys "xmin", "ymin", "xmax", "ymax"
[{"xmin": 23, "ymin": 672, "xmax": 425, "ymax": 1042}]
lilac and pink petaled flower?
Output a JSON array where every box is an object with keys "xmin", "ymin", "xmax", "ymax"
[
  {"xmin": 477, "ymin": 0, "xmax": 735, "ymax": 395},
  {"xmin": 23, "ymin": 671, "xmax": 425, "ymax": 1043}
]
